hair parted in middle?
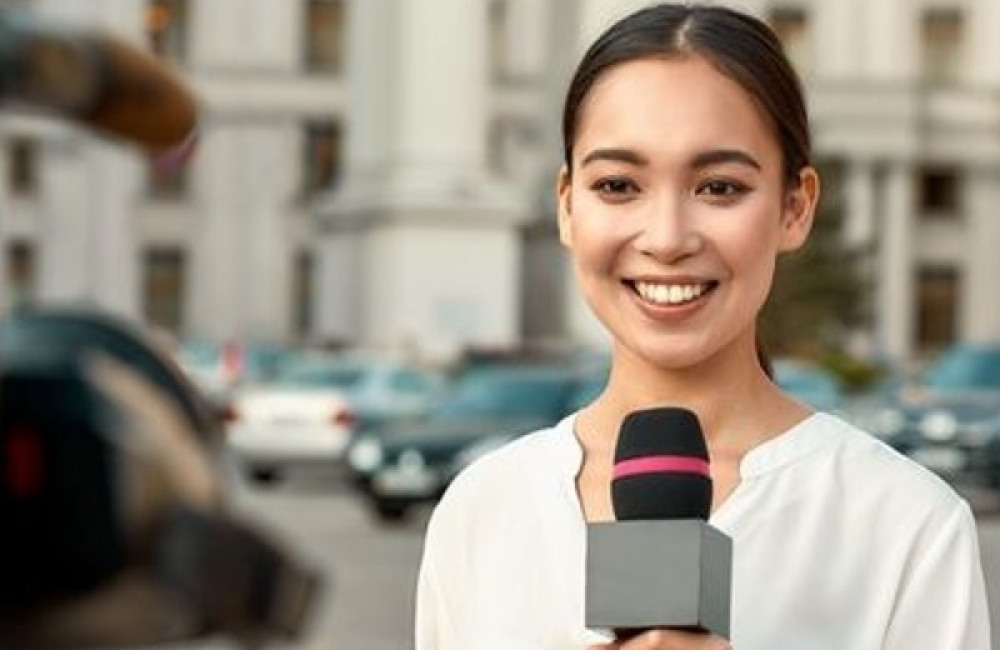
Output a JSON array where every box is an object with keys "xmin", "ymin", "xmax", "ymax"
[{"xmin": 561, "ymin": 3, "xmax": 811, "ymax": 188}]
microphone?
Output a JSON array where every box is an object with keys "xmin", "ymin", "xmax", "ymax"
[
  {"xmin": 585, "ymin": 407, "xmax": 732, "ymax": 640},
  {"xmin": 0, "ymin": 8, "xmax": 198, "ymax": 154}
]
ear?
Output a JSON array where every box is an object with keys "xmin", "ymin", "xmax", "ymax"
[
  {"xmin": 779, "ymin": 166, "xmax": 820, "ymax": 253},
  {"xmin": 556, "ymin": 166, "xmax": 574, "ymax": 249}
]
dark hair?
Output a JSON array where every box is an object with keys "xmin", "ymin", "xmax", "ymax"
[{"xmin": 561, "ymin": 3, "xmax": 811, "ymax": 187}]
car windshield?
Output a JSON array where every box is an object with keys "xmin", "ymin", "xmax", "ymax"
[
  {"xmin": 922, "ymin": 347, "xmax": 1000, "ymax": 391},
  {"xmin": 276, "ymin": 360, "xmax": 366, "ymax": 390},
  {"xmin": 433, "ymin": 369, "xmax": 572, "ymax": 420}
]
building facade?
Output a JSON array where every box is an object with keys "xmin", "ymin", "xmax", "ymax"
[{"xmin": 2, "ymin": 0, "xmax": 999, "ymax": 362}]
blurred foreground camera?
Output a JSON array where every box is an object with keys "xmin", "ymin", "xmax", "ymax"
[{"xmin": 0, "ymin": 309, "xmax": 321, "ymax": 649}]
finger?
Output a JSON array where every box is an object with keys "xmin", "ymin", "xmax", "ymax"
[{"xmin": 620, "ymin": 629, "xmax": 732, "ymax": 649}]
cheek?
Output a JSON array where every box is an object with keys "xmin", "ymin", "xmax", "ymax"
[
  {"xmin": 566, "ymin": 193, "xmax": 628, "ymax": 269},
  {"xmin": 732, "ymin": 231, "xmax": 782, "ymax": 306},
  {"xmin": 712, "ymin": 205, "xmax": 783, "ymax": 281}
]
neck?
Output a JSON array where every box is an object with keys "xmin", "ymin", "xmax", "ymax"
[{"xmin": 578, "ymin": 334, "xmax": 807, "ymax": 458}]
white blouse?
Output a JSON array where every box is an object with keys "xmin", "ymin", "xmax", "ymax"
[{"xmin": 416, "ymin": 412, "xmax": 990, "ymax": 650}]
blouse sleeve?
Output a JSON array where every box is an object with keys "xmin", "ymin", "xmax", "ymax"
[
  {"xmin": 415, "ymin": 488, "xmax": 469, "ymax": 650},
  {"xmin": 882, "ymin": 498, "xmax": 991, "ymax": 649}
]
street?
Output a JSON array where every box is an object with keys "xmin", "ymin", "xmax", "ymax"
[{"xmin": 180, "ymin": 468, "xmax": 1000, "ymax": 650}]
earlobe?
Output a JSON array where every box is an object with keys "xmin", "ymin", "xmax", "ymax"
[{"xmin": 556, "ymin": 166, "xmax": 574, "ymax": 248}]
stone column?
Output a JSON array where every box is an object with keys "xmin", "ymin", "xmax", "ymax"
[
  {"xmin": 188, "ymin": 122, "xmax": 297, "ymax": 343},
  {"xmin": 863, "ymin": 0, "xmax": 918, "ymax": 83},
  {"xmin": 391, "ymin": 0, "xmax": 490, "ymax": 193},
  {"xmin": 317, "ymin": 0, "xmax": 529, "ymax": 360},
  {"xmin": 841, "ymin": 159, "xmax": 877, "ymax": 356},
  {"xmin": 877, "ymin": 162, "xmax": 915, "ymax": 362},
  {"xmin": 189, "ymin": 0, "xmax": 301, "ymax": 71},
  {"xmin": 845, "ymin": 159, "xmax": 876, "ymax": 248},
  {"xmin": 86, "ymin": 144, "xmax": 143, "ymax": 317},
  {"xmin": 340, "ymin": 0, "xmax": 394, "ymax": 189},
  {"xmin": 36, "ymin": 140, "xmax": 94, "ymax": 304},
  {"xmin": 502, "ymin": 0, "xmax": 551, "ymax": 82},
  {"xmin": 184, "ymin": 2, "xmax": 301, "ymax": 342},
  {"xmin": 961, "ymin": 166, "xmax": 1000, "ymax": 342},
  {"xmin": 813, "ymin": 0, "xmax": 860, "ymax": 81},
  {"xmin": 22, "ymin": 0, "xmax": 144, "ymax": 319},
  {"xmin": 33, "ymin": 136, "xmax": 140, "ymax": 319},
  {"xmin": 965, "ymin": 0, "xmax": 1000, "ymax": 87}
]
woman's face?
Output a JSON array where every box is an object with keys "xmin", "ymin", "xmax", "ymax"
[{"xmin": 558, "ymin": 55, "xmax": 818, "ymax": 371}]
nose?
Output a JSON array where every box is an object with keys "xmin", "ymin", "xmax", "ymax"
[{"xmin": 633, "ymin": 196, "xmax": 702, "ymax": 262}]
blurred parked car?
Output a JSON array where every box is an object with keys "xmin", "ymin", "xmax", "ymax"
[
  {"xmin": 228, "ymin": 354, "xmax": 446, "ymax": 485},
  {"xmin": 175, "ymin": 340, "xmax": 294, "ymax": 421},
  {"xmin": 841, "ymin": 342, "xmax": 1000, "ymax": 488},
  {"xmin": 346, "ymin": 364, "xmax": 595, "ymax": 521}
]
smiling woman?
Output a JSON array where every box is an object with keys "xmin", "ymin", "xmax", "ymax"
[
  {"xmin": 557, "ymin": 54, "xmax": 816, "ymax": 374},
  {"xmin": 415, "ymin": 4, "xmax": 990, "ymax": 650}
]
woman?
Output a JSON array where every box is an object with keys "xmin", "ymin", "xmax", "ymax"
[{"xmin": 416, "ymin": 4, "xmax": 990, "ymax": 649}]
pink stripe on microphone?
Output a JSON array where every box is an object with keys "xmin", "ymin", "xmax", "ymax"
[{"xmin": 613, "ymin": 455, "xmax": 711, "ymax": 480}]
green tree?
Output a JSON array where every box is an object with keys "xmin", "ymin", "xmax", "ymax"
[{"xmin": 760, "ymin": 161, "xmax": 871, "ymax": 359}]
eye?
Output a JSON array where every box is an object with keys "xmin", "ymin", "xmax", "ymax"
[
  {"xmin": 696, "ymin": 179, "xmax": 749, "ymax": 198},
  {"xmin": 590, "ymin": 177, "xmax": 639, "ymax": 200}
]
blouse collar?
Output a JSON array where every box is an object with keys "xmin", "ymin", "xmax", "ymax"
[{"xmin": 553, "ymin": 410, "xmax": 833, "ymax": 481}]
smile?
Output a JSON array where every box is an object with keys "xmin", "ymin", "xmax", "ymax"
[{"xmin": 629, "ymin": 280, "xmax": 717, "ymax": 306}]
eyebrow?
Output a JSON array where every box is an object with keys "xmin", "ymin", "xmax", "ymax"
[
  {"xmin": 691, "ymin": 149, "xmax": 762, "ymax": 171},
  {"xmin": 580, "ymin": 148, "xmax": 648, "ymax": 168},
  {"xmin": 579, "ymin": 147, "xmax": 762, "ymax": 171}
]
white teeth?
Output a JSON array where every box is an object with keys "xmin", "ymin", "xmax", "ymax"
[{"xmin": 634, "ymin": 281, "xmax": 710, "ymax": 306}]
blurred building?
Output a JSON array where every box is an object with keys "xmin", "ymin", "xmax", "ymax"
[{"xmin": 1, "ymin": 0, "xmax": 999, "ymax": 363}]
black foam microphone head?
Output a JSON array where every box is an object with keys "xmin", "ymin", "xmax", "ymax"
[{"xmin": 612, "ymin": 408, "xmax": 712, "ymax": 521}]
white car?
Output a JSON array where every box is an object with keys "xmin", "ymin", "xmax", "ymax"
[{"xmin": 227, "ymin": 354, "xmax": 444, "ymax": 485}]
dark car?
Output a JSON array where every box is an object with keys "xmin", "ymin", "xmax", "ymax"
[
  {"xmin": 842, "ymin": 343, "xmax": 1000, "ymax": 487},
  {"xmin": 345, "ymin": 364, "xmax": 593, "ymax": 521}
]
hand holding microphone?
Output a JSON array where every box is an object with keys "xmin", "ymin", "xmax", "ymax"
[
  {"xmin": 585, "ymin": 408, "xmax": 732, "ymax": 644},
  {"xmin": 588, "ymin": 628, "xmax": 732, "ymax": 650}
]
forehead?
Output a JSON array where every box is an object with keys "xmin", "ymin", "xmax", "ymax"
[{"xmin": 574, "ymin": 55, "xmax": 780, "ymax": 169}]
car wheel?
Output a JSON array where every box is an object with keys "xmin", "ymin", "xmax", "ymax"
[
  {"xmin": 373, "ymin": 501, "xmax": 410, "ymax": 523},
  {"xmin": 247, "ymin": 466, "xmax": 282, "ymax": 486}
]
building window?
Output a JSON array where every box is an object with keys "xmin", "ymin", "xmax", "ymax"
[
  {"xmin": 146, "ymin": 0, "xmax": 188, "ymax": 62},
  {"xmin": 921, "ymin": 8, "xmax": 963, "ymax": 86},
  {"xmin": 304, "ymin": 0, "xmax": 345, "ymax": 74},
  {"xmin": 303, "ymin": 120, "xmax": 341, "ymax": 196},
  {"xmin": 918, "ymin": 166, "xmax": 961, "ymax": 217},
  {"xmin": 7, "ymin": 138, "xmax": 38, "ymax": 197},
  {"xmin": 767, "ymin": 7, "xmax": 812, "ymax": 75},
  {"xmin": 916, "ymin": 266, "xmax": 959, "ymax": 352},
  {"xmin": 293, "ymin": 250, "xmax": 314, "ymax": 338},
  {"xmin": 143, "ymin": 247, "xmax": 186, "ymax": 333},
  {"xmin": 5, "ymin": 242, "xmax": 36, "ymax": 310}
]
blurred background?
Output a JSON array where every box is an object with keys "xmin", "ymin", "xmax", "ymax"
[{"xmin": 2, "ymin": 0, "xmax": 1000, "ymax": 648}]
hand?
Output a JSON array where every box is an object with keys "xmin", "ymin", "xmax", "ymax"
[{"xmin": 588, "ymin": 629, "xmax": 731, "ymax": 650}]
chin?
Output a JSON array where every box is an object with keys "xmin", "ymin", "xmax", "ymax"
[{"xmin": 618, "ymin": 336, "xmax": 719, "ymax": 372}]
